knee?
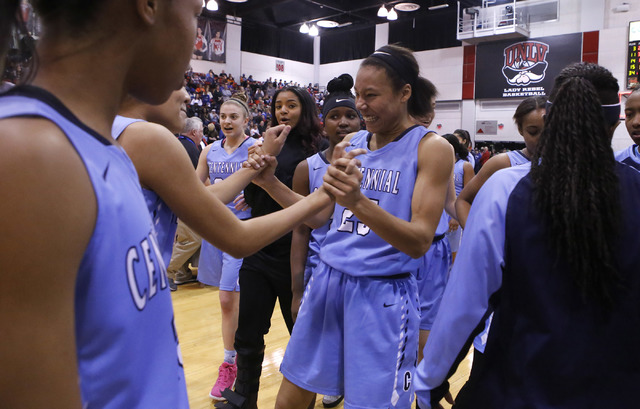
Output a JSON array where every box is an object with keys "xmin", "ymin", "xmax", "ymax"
[{"xmin": 219, "ymin": 291, "xmax": 238, "ymax": 312}]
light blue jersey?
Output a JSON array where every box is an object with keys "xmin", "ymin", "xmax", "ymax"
[
  {"xmin": 112, "ymin": 115, "xmax": 178, "ymax": 267},
  {"xmin": 305, "ymin": 151, "xmax": 331, "ymax": 276},
  {"xmin": 615, "ymin": 144, "xmax": 640, "ymax": 171},
  {"xmin": 453, "ymin": 159, "xmax": 466, "ymax": 195},
  {"xmin": 320, "ymin": 126, "xmax": 427, "ymax": 277},
  {"xmin": 199, "ymin": 136, "xmax": 255, "ymax": 289},
  {"xmin": 1, "ymin": 86, "xmax": 188, "ymax": 409},
  {"xmin": 206, "ymin": 137, "xmax": 255, "ymax": 218},
  {"xmin": 506, "ymin": 149, "xmax": 530, "ymax": 167}
]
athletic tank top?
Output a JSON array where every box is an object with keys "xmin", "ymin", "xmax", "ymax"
[
  {"xmin": 305, "ymin": 151, "xmax": 331, "ymax": 269},
  {"xmin": 615, "ymin": 144, "xmax": 640, "ymax": 171},
  {"xmin": 206, "ymin": 136, "xmax": 255, "ymax": 219},
  {"xmin": 112, "ymin": 115, "xmax": 178, "ymax": 268},
  {"xmin": 506, "ymin": 149, "xmax": 530, "ymax": 167},
  {"xmin": 453, "ymin": 158, "xmax": 466, "ymax": 195},
  {"xmin": 0, "ymin": 86, "xmax": 188, "ymax": 409},
  {"xmin": 320, "ymin": 126, "xmax": 427, "ymax": 277}
]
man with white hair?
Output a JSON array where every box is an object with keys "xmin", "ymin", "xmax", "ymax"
[{"xmin": 167, "ymin": 117, "xmax": 205, "ymax": 288}]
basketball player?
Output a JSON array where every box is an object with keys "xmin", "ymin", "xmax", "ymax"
[
  {"xmin": 274, "ymin": 44, "xmax": 454, "ymax": 409},
  {"xmin": 0, "ymin": 1, "xmax": 332, "ymax": 406},
  {"xmin": 196, "ymin": 92, "xmax": 256, "ymax": 401},
  {"xmin": 0, "ymin": 1, "xmax": 202, "ymax": 406},
  {"xmin": 416, "ymin": 62, "xmax": 640, "ymax": 408}
]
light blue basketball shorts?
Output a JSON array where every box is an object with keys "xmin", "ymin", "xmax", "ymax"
[
  {"xmin": 280, "ymin": 261, "xmax": 420, "ymax": 409},
  {"xmin": 197, "ymin": 240, "xmax": 241, "ymax": 291},
  {"xmin": 416, "ymin": 237, "xmax": 452, "ymax": 330}
]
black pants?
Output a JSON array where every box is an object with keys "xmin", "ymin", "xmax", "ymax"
[{"xmin": 232, "ymin": 250, "xmax": 294, "ymax": 406}]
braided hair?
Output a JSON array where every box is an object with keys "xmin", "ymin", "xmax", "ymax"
[{"xmin": 530, "ymin": 62, "xmax": 621, "ymax": 309}]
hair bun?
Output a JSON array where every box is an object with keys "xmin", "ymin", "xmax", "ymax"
[
  {"xmin": 326, "ymin": 73, "xmax": 354, "ymax": 95},
  {"xmin": 230, "ymin": 92, "xmax": 248, "ymax": 103}
]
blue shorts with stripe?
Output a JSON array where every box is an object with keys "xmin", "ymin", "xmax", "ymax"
[
  {"xmin": 280, "ymin": 261, "xmax": 420, "ymax": 409},
  {"xmin": 416, "ymin": 236, "xmax": 451, "ymax": 330},
  {"xmin": 197, "ymin": 240, "xmax": 241, "ymax": 291}
]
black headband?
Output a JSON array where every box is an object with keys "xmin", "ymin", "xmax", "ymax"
[
  {"xmin": 546, "ymin": 100, "xmax": 620, "ymax": 127},
  {"xmin": 322, "ymin": 94, "xmax": 357, "ymax": 118},
  {"xmin": 369, "ymin": 50, "xmax": 417, "ymax": 87}
]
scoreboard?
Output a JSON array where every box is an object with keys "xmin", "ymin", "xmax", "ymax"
[{"xmin": 628, "ymin": 21, "xmax": 640, "ymax": 90}]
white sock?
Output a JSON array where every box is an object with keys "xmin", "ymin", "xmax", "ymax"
[{"xmin": 224, "ymin": 349, "xmax": 236, "ymax": 364}]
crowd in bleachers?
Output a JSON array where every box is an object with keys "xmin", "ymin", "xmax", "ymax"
[{"xmin": 184, "ymin": 68, "xmax": 324, "ymax": 143}]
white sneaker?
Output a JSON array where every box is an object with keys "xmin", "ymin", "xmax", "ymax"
[{"xmin": 322, "ymin": 395, "xmax": 344, "ymax": 408}]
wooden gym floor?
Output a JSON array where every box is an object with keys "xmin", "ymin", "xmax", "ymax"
[{"xmin": 172, "ymin": 281, "xmax": 472, "ymax": 409}]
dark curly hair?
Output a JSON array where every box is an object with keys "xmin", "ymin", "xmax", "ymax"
[
  {"xmin": 270, "ymin": 86, "xmax": 324, "ymax": 156},
  {"xmin": 530, "ymin": 62, "xmax": 621, "ymax": 309}
]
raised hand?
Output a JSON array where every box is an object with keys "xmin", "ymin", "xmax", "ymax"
[
  {"xmin": 322, "ymin": 141, "xmax": 366, "ymax": 209},
  {"xmin": 261, "ymin": 124, "xmax": 291, "ymax": 156}
]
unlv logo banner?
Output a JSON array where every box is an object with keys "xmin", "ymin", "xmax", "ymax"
[{"xmin": 476, "ymin": 33, "xmax": 582, "ymax": 99}]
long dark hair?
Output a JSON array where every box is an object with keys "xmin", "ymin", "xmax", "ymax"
[
  {"xmin": 270, "ymin": 86, "xmax": 323, "ymax": 156},
  {"xmin": 361, "ymin": 44, "xmax": 437, "ymax": 119},
  {"xmin": 442, "ymin": 133, "xmax": 468, "ymax": 161},
  {"xmin": 531, "ymin": 62, "xmax": 621, "ymax": 309}
]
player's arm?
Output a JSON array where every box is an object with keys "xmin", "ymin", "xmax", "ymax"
[
  {"xmin": 197, "ymin": 126, "xmax": 288, "ymax": 205},
  {"xmin": 120, "ymin": 123, "xmax": 332, "ymax": 259},
  {"xmin": 290, "ymin": 160, "xmax": 311, "ymax": 323},
  {"xmin": 195, "ymin": 144, "xmax": 212, "ymax": 183},
  {"xmin": 324, "ymin": 134, "xmax": 453, "ymax": 258},
  {"xmin": 444, "ymin": 154, "xmax": 457, "ymax": 221},
  {"xmin": 0, "ymin": 119, "xmax": 94, "ymax": 408},
  {"xmin": 248, "ymin": 147, "xmax": 335, "ymax": 229},
  {"xmin": 455, "ymin": 153, "xmax": 511, "ymax": 228}
]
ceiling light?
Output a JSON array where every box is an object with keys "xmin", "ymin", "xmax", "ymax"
[
  {"xmin": 317, "ymin": 20, "xmax": 339, "ymax": 28},
  {"xmin": 308, "ymin": 24, "xmax": 319, "ymax": 36},
  {"xmin": 202, "ymin": 0, "xmax": 206, "ymax": 6},
  {"xmin": 299, "ymin": 22, "xmax": 310, "ymax": 33},
  {"xmin": 428, "ymin": 3, "xmax": 450, "ymax": 10},
  {"xmin": 395, "ymin": 3, "xmax": 421, "ymax": 12},
  {"xmin": 206, "ymin": 0, "xmax": 218, "ymax": 11},
  {"xmin": 387, "ymin": 8, "xmax": 398, "ymax": 20},
  {"xmin": 377, "ymin": 5, "xmax": 389, "ymax": 18}
]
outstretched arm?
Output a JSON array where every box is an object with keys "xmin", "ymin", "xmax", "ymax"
[
  {"xmin": 119, "ymin": 122, "xmax": 332, "ymax": 258},
  {"xmin": 198, "ymin": 125, "xmax": 290, "ymax": 205}
]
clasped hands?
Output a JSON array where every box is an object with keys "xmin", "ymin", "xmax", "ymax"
[{"xmin": 242, "ymin": 126, "xmax": 366, "ymax": 208}]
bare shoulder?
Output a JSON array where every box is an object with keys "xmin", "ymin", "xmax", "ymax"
[
  {"xmin": 480, "ymin": 152, "xmax": 512, "ymax": 174},
  {"xmin": 0, "ymin": 116, "xmax": 96, "ymax": 282},
  {"xmin": 118, "ymin": 121, "xmax": 178, "ymax": 150},
  {"xmin": 419, "ymin": 131, "xmax": 454, "ymax": 159}
]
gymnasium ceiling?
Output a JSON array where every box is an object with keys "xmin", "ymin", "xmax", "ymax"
[{"xmin": 203, "ymin": 0, "xmax": 486, "ymax": 32}]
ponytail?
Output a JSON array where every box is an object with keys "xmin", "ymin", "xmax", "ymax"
[{"xmin": 531, "ymin": 64, "xmax": 621, "ymax": 309}]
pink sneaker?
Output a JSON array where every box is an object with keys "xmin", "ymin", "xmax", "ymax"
[{"xmin": 209, "ymin": 362, "xmax": 237, "ymax": 400}]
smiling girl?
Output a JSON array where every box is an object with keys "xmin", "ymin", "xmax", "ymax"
[{"xmin": 275, "ymin": 44, "xmax": 453, "ymax": 409}]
